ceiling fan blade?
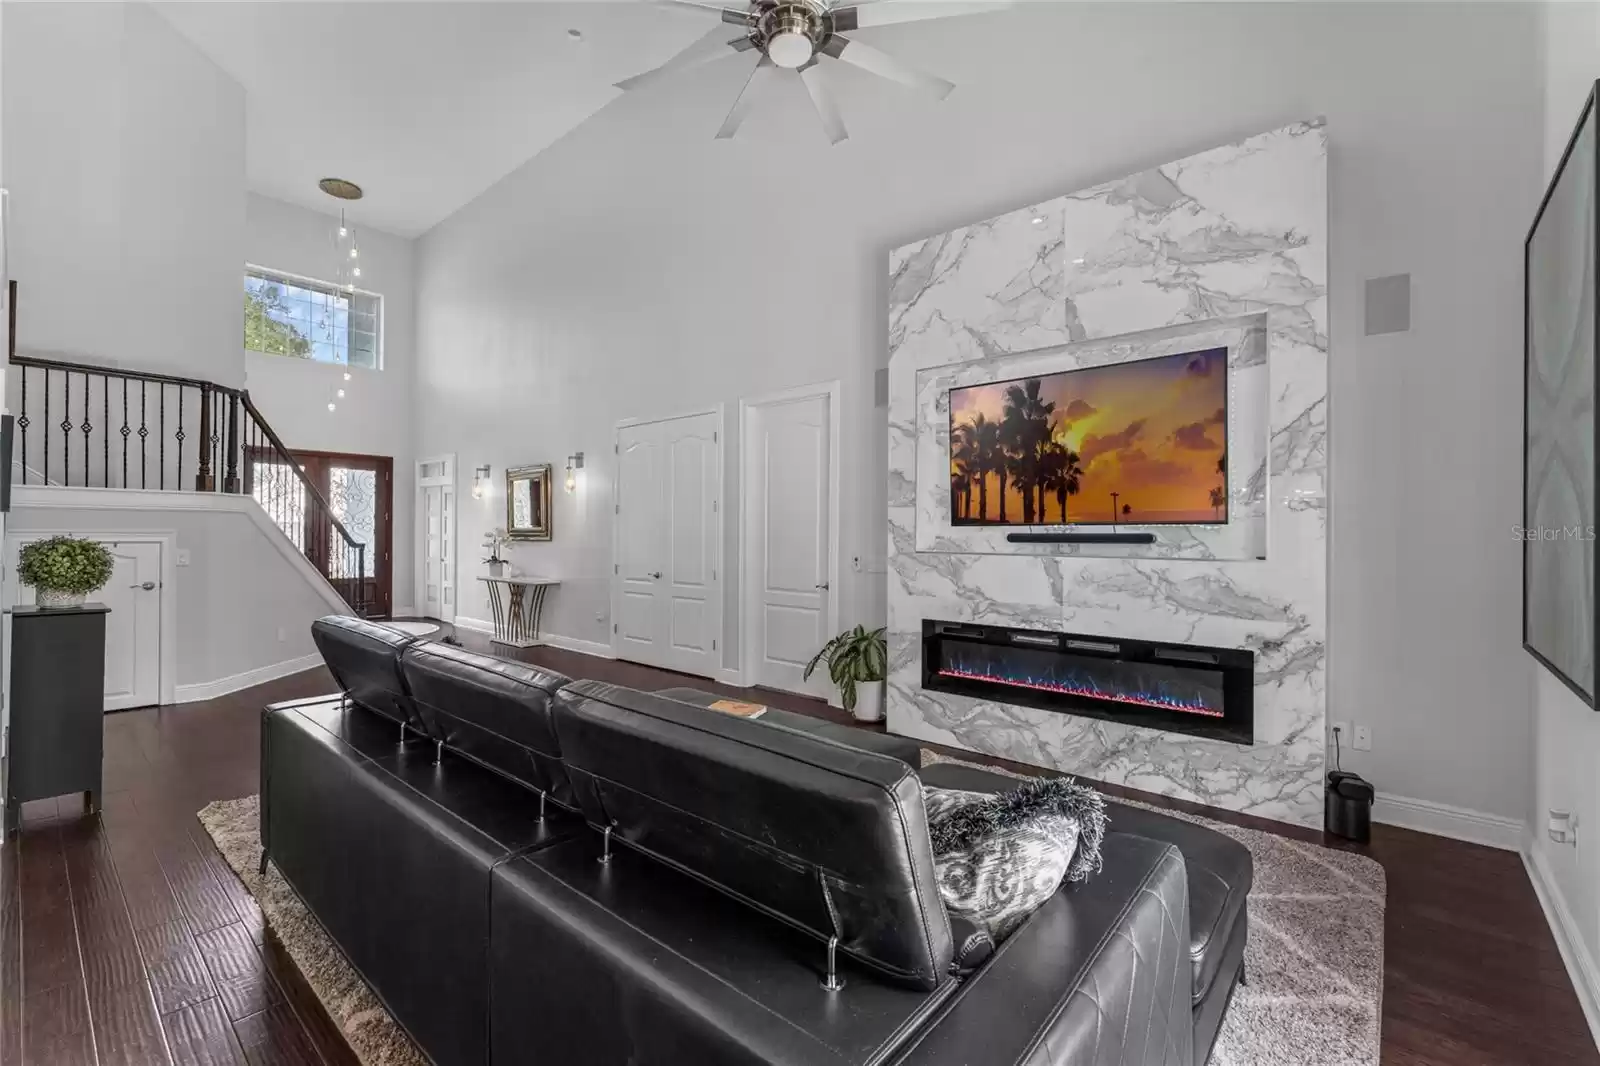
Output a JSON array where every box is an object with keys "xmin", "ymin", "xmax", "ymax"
[
  {"xmin": 820, "ymin": 35, "xmax": 953, "ymax": 100},
  {"xmin": 658, "ymin": 0, "xmax": 758, "ymax": 26},
  {"xmin": 716, "ymin": 55, "xmax": 777, "ymax": 140},
  {"xmin": 798, "ymin": 63, "xmax": 848, "ymax": 145},
  {"xmin": 616, "ymin": 30, "xmax": 756, "ymax": 92},
  {"xmin": 830, "ymin": 2, "xmax": 1012, "ymax": 31}
]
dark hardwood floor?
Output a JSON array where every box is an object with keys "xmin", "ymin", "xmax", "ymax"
[{"xmin": 2, "ymin": 623, "xmax": 1595, "ymax": 1066}]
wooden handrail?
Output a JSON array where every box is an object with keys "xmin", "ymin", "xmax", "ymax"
[
  {"xmin": 237, "ymin": 391, "xmax": 364, "ymax": 550},
  {"xmin": 8, "ymin": 352, "xmax": 246, "ymax": 395}
]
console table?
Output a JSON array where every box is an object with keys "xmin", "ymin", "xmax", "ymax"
[
  {"xmin": 6, "ymin": 603, "xmax": 109, "ymax": 832},
  {"xmin": 478, "ymin": 576, "xmax": 559, "ymax": 648}
]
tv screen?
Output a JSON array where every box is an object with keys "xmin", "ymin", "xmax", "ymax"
[{"xmin": 949, "ymin": 347, "xmax": 1228, "ymax": 526}]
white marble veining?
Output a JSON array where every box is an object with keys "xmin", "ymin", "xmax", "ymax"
[{"xmin": 886, "ymin": 121, "xmax": 1328, "ymax": 827}]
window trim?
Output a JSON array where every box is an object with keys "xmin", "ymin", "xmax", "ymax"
[{"xmin": 245, "ymin": 263, "xmax": 385, "ymax": 371}]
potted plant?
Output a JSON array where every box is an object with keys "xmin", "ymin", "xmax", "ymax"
[
  {"xmin": 803, "ymin": 625, "xmax": 888, "ymax": 722},
  {"xmin": 18, "ymin": 536, "xmax": 114, "ymax": 609},
  {"xmin": 482, "ymin": 528, "xmax": 511, "ymax": 578}
]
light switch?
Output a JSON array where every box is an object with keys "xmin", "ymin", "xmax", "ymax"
[{"xmin": 176, "ymin": 548, "xmax": 192, "ymax": 567}]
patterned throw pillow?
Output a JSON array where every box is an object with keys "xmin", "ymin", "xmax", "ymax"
[{"xmin": 924, "ymin": 777, "xmax": 1108, "ymax": 944}]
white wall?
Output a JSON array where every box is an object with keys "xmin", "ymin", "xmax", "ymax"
[
  {"xmin": 416, "ymin": 2, "xmax": 1543, "ymax": 823},
  {"xmin": 1, "ymin": 2, "xmax": 245, "ymax": 385},
  {"xmin": 243, "ymin": 193, "xmax": 418, "ymax": 611},
  {"xmin": 1531, "ymin": 0, "xmax": 1600, "ymax": 1039},
  {"xmin": 7, "ymin": 499, "xmax": 330, "ymax": 688}
]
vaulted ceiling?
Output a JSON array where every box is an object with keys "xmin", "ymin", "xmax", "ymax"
[{"xmin": 154, "ymin": 2, "xmax": 712, "ymax": 236}]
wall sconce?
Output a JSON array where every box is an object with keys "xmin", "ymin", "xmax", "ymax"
[
  {"xmin": 472, "ymin": 464, "xmax": 492, "ymax": 500},
  {"xmin": 565, "ymin": 452, "xmax": 585, "ymax": 493}
]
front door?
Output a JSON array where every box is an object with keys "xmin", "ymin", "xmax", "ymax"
[
  {"xmin": 245, "ymin": 449, "xmax": 394, "ymax": 617},
  {"xmin": 746, "ymin": 393, "xmax": 833, "ymax": 697},
  {"xmin": 613, "ymin": 412, "xmax": 720, "ymax": 676}
]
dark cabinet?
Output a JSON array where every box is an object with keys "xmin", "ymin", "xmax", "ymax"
[{"xmin": 6, "ymin": 604, "xmax": 108, "ymax": 831}]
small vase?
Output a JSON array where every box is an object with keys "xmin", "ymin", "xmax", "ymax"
[
  {"xmin": 36, "ymin": 587, "xmax": 87, "ymax": 609},
  {"xmin": 853, "ymin": 682, "xmax": 886, "ymax": 723},
  {"xmin": 488, "ymin": 560, "xmax": 507, "ymax": 579}
]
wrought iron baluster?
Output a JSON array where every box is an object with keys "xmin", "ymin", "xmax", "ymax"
[
  {"xmin": 60, "ymin": 371, "xmax": 70, "ymax": 485},
  {"xmin": 102, "ymin": 376, "xmax": 109, "ymax": 488},
  {"xmin": 140, "ymin": 382, "xmax": 148, "ymax": 489},
  {"xmin": 18, "ymin": 367, "xmax": 27, "ymax": 485},
  {"xmin": 120, "ymin": 379, "xmax": 129, "ymax": 488},
  {"xmin": 43, "ymin": 369, "xmax": 50, "ymax": 486},
  {"xmin": 159, "ymin": 384, "xmax": 167, "ymax": 491},
  {"xmin": 196, "ymin": 386, "xmax": 213, "ymax": 491},
  {"xmin": 175, "ymin": 384, "xmax": 185, "ymax": 492},
  {"xmin": 81, "ymin": 371, "xmax": 91, "ymax": 487}
]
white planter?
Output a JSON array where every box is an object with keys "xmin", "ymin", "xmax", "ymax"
[
  {"xmin": 36, "ymin": 587, "xmax": 87, "ymax": 609},
  {"xmin": 853, "ymin": 682, "xmax": 885, "ymax": 723},
  {"xmin": 487, "ymin": 560, "xmax": 507, "ymax": 578}
]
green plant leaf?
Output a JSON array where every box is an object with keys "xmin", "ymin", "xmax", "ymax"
[{"xmin": 17, "ymin": 536, "xmax": 114, "ymax": 595}]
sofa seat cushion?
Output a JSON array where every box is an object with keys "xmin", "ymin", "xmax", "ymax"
[{"xmin": 917, "ymin": 761, "xmax": 1252, "ymax": 1007}]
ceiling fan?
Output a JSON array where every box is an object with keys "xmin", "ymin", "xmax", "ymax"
[{"xmin": 618, "ymin": 1, "xmax": 1012, "ymax": 145}]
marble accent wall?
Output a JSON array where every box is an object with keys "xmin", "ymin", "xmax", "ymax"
[{"xmin": 886, "ymin": 122, "xmax": 1328, "ymax": 827}]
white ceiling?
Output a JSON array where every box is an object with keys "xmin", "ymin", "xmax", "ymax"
[{"xmin": 153, "ymin": 2, "xmax": 715, "ymax": 237}]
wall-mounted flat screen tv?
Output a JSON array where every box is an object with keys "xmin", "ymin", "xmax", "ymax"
[{"xmin": 949, "ymin": 347, "xmax": 1228, "ymax": 526}]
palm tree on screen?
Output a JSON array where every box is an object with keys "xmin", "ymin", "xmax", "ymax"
[
  {"xmin": 1210, "ymin": 486, "xmax": 1226, "ymax": 519},
  {"xmin": 950, "ymin": 423, "xmax": 978, "ymax": 520},
  {"xmin": 963, "ymin": 413, "xmax": 1001, "ymax": 521},
  {"xmin": 1040, "ymin": 440, "xmax": 1084, "ymax": 523},
  {"xmin": 1001, "ymin": 379, "xmax": 1056, "ymax": 523}
]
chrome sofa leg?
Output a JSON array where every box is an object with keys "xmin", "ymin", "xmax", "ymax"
[
  {"xmin": 399, "ymin": 721, "xmax": 407, "ymax": 744},
  {"xmin": 598, "ymin": 825, "xmax": 613, "ymax": 865},
  {"xmin": 434, "ymin": 739, "xmax": 443, "ymax": 765},
  {"xmin": 821, "ymin": 935, "xmax": 845, "ymax": 992},
  {"xmin": 537, "ymin": 790, "xmax": 547, "ymax": 824}
]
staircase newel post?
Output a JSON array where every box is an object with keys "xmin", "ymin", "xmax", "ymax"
[
  {"xmin": 223, "ymin": 393, "xmax": 240, "ymax": 493},
  {"xmin": 196, "ymin": 385, "xmax": 215, "ymax": 492}
]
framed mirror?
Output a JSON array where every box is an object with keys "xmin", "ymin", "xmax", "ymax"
[{"xmin": 506, "ymin": 464, "xmax": 553, "ymax": 541}]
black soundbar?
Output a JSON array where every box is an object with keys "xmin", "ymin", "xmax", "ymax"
[{"xmin": 1005, "ymin": 531, "xmax": 1157, "ymax": 545}]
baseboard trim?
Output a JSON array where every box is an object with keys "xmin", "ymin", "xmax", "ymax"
[
  {"xmin": 1522, "ymin": 838, "xmax": 1600, "ymax": 1051},
  {"xmin": 174, "ymin": 653, "xmax": 323, "ymax": 705},
  {"xmin": 1372, "ymin": 792, "xmax": 1527, "ymax": 851}
]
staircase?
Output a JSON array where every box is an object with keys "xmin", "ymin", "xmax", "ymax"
[{"xmin": 7, "ymin": 351, "xmax": 374, "ymax": 617}]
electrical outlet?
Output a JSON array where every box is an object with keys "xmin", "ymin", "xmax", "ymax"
[
  {"xmin": 1353, "ymin": 725, "xmax": 1372, "ymax": 751},
  {"xmin": 276, "ymin": 627, "xmax": 286, "ymax": 643},
  {"xmin": 1330, "ymin": 721, "xmax": 1350, "ymax": 746}
]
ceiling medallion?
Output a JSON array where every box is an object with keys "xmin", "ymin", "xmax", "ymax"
[{"xmin": 318, "ymin": 178, "xmax": 364, "ymax": 201}]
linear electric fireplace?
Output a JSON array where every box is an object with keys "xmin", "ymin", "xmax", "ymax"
[{"xmin": 922, "ymin": 620, "xmax": 1255, "ymax": 745}]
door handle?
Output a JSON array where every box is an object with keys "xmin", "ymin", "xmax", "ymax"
[
  {"xmin": 815, "ymin": 582, "xmax": 829, "ymax": 590},
  {"xmin": 130, "ymin": 581, "xmax": 156, "ymax": 591},
  {"xmin": 649, "ymin": 571, "xmax": 662, "ymax": 580}
]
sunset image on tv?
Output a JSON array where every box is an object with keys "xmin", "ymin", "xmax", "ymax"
[{"xmin": 949, "ymin": 348, "xmax": 1229, "ymax": 526}]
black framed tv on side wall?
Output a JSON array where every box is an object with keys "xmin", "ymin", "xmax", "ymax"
[{"xmin": 1524, "ymin": 80, "xmax": 1599, "ymax": 709}]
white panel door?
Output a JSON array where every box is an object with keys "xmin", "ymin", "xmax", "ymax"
[
  {"xmin": 613, "ymin": 412, "xmax": 720, "ymax": 676},
  {"xmin": 749, "ymin": 396, "xmax": 832, "ymax": 696},
  {"xmin": 420, "ymin": 484, "xmax": 455, "ymax": 619},
  {"xmin": 615, "ymin": 423, "xmax": 666, "ymax": 663},
  {"xmin": 660, "ymin": 414, "xmax": 719, "ymax": 676},
  {"xmin": 7, "ymin": 538, "xmax": 162, "ymax": 711}
]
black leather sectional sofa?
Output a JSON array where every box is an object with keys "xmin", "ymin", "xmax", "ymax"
[{"xmin": 260, "ymin": 616, "xmax": 1252, "ymax": 1066}]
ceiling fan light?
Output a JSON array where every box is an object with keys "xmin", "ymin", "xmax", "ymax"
[{"xmin": 768, "ymin": 30, "xmax": 814, "ymax": 69}]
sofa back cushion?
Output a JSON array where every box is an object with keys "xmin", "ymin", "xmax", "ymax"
[
  {"xmin": 401, "ymin": 642, "xmax": 575, "ymax": 808},
  {"xmin": 551, "ymin": 680, "xmax": 953, "ymax": 990},
  {"xmin": 310, "ymin": 616, "xmax": 427, "ymax": 734}
]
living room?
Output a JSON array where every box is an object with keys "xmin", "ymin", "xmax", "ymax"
[{"xmin": 0, "ymin": 1, "xmax": 1597, "ymax": 1064}]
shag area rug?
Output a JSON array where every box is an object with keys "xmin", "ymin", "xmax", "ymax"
[
  {"xmin": 200, "ymin": 760, "xmax": 1385, "ymax": 1066},
  {"xmin": 379, "ymin": 620, "xmax": 441, "ymax": 638}
]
